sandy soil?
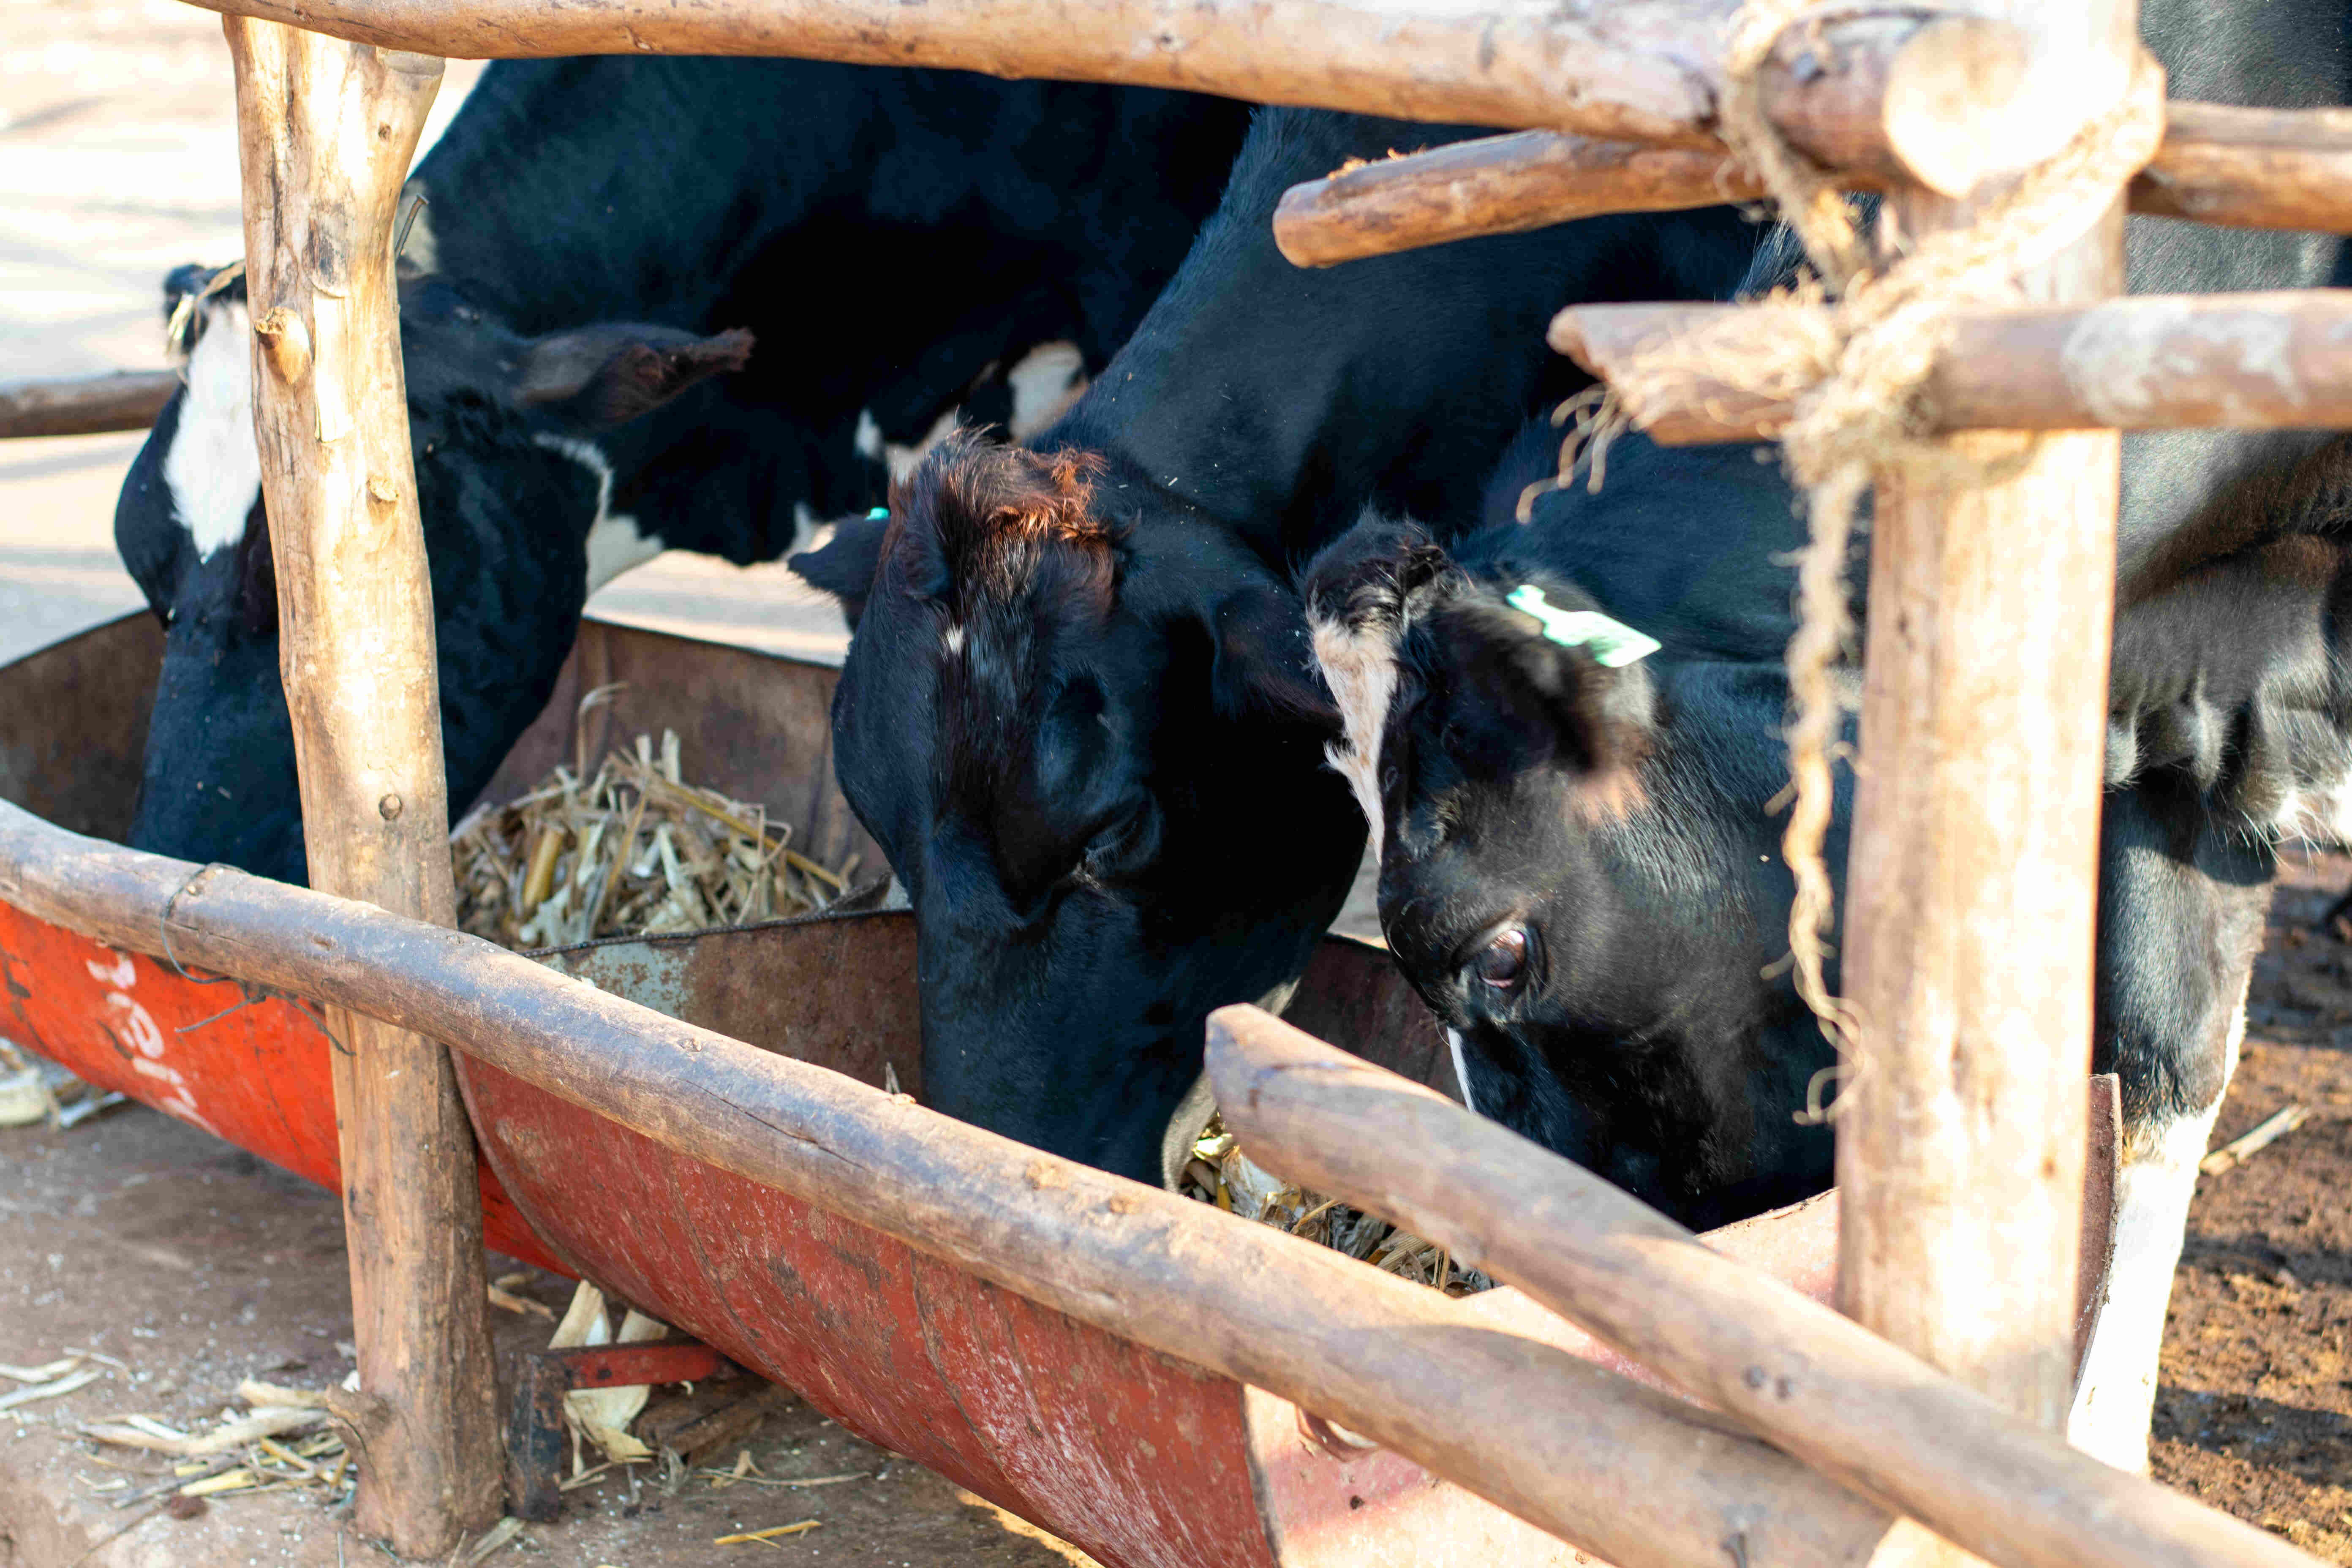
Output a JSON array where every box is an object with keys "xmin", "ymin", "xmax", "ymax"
[
  {"xmin": 2149, "ymin": 847, "xmax": 2352, "ymax": 1559},
  {"xmin": 0, "ymin": 0, "xmax": 847, "ymax": 674},
  {"xmin": 0, "ymin": 1104, "xmax": 1096, "ymax": 1567}
]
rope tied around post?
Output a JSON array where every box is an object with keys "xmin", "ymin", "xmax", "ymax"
[{"xmin": 1562, "ymin": 10, "xmax": 2165, "ymax": 1111}]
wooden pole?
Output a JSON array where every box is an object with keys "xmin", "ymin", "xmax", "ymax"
[
  {"xmin": 1549, "ymin": 290, "xmax": 2352, "ymax": 440},
  {"xmin": 168, "ymin": 0, "xmax": 2041, "ymax": 196},
  {"xmin": 1274, "ymin": 102, "xmax": 2352, "ymax": 269},
  {"xmin": 1836, "ymin": 0, "xmax": 2134, "ymax": 1456},
  {"xmin": 0, "ymin": 371, "xmax": 179, "ymax": 441},
  {"xmin": 221, "ymin": 21, "xmax": 501, "ymax": 1556},
  {"xmin": 1201, "ymin": 1009, "xmax": 2315, "ymax": 1568},
  {"xmin": 0, "ymin": 807, "xmax": 1907, "ymax": 1568}
]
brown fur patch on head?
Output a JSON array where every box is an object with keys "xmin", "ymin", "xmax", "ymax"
[{"xmin": 889, "ymin": 430, "xmax": 1116, "ymax": 627}]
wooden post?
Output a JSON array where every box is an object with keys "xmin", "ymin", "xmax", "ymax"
[
  {"xmin": 222, "ymin": 21, "xmax": 501, "ymax": 1556},
  {"xmin": 1836, "ymin": 0, "xmax": 2135, "ymax": 1451}
]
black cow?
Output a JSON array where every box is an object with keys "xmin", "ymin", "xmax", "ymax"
[
  {"xmin": 1304, "ymin": 0, "xmax": 2350, "ymax": 1462},
  {"xmin": 116, "ymin": 58, "xmax": 1252, "ymax": 885},
  {"xmin": 788, "ymin": 105, "xmax": 1761, "ymax": 1184},
  {"xmin": 1304, "ymin": 0, "xmax": 2350, "ymax": 1474}
]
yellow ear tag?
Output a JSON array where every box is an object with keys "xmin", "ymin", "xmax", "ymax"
[{"xmin": 1505, "ymin": 585, "xmax": 1661, "ymax": 668}]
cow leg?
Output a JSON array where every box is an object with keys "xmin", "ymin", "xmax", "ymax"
[
  {"xmin": 2067, "ymin": 995, "xmax": 2239, "ymax": 1469},
  {"xmin": 2072, "ymin": 779, "xmax": 2270, "ymax": 1470}
]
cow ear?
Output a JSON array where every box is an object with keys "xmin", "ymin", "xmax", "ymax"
[
  {"xmin": 789, "ymin": 511, "xmax": 891, "ymax": 629},
  {"xmin": 1301, "ymin": 513, "xmax": 1452, "ymax": 643},
  {"xmin": 1446, "ymin": 591, "xmax": 1658, "ymax": 792},
  {"xmin": 1203, "ymin": 583, "xmax": 1339, "ymax": 733},
  {"xmin": 518, "ymin": 324, "xmax": 754, "ymax": 429}
]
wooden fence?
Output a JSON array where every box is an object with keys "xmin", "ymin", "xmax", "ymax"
[{"xmin": 2, "ymin": 2, "xmax": 2342, "ymax": 1565}]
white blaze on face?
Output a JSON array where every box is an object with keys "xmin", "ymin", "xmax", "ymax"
[
  {"xmin": 2066, "ymin": 999, "xmax": 2243, "ymax": 1472},
  {"xmin": 1445, "ymin": 1027, "xmax": 1478, "ymax": 1116},
  {"xmin": 1307, "ymin": 609, "xmax": 1402, "ymax": 859},
  {"xmin": 162, "ymin": 301, "xmax": 262, "ymax": 561},
  {"xmin": 534, "ymin": 434, "xmax": 664, "ymax": 591}
]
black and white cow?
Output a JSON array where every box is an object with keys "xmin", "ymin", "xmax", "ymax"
[
  {"xmin": 1303, "ymin": 0, "xmax": 2351, "ymax": 1465},
  {"xmin": 787, "ymin": 105, "xmax": 1762, "ymax": 1184},
  {"xmin": 116, "ymin": 57, "xmax": 1253, "ymax": 885}
]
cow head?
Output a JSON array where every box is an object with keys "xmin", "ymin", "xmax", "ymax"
[
  {"xmin": 117, "ymin": 266, "xmax": 751, "ymax": 885},
  {"xmin": 1301, "ymin": 504, "xmax": 1840, "ymax": 1228},
  {"xmin": 790, "ymin": 432, "xmax": 1364, "ymax": 1182}
]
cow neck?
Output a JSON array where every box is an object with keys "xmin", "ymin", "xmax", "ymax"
[{"xmin": 1048, "ymin": 109, "xmax": 1754, "ymax": 572}]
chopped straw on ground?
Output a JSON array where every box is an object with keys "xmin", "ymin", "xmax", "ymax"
[
  {"xmin": 1181, "ymin": 1115, "xmax": 1494, "ymax": 1296},
  {"xmin": 452, "ymin": 710, "xmax": 860, "ymax": 950}
]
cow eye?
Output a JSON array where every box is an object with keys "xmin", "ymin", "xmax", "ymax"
[
  {"xmin": 1470, "ymin": 927, "xmax": 1532, "ymax": 991},
  {"xmin": 1081, "ymin": 802, "xmax": 1157, "ymax": 879}
]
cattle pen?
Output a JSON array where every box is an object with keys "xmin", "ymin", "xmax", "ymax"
[{"xmin": 2, "ymin": 1, "xmax": 2350, "ymax": 1565}]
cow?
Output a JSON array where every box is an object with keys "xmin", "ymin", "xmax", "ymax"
[
  {"xmin": 787, "ymin": 103, "xmax": 1763, "ymax": 1186},
  {"xmin": 116, "ymin": 57, "xmax": 1253, "ymax": 886},
  {"xmin": 1302, "ymin": 0, "xmax": 2351, "ymax": 1464}
]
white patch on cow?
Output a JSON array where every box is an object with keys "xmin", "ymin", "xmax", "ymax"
[
  {"xmin": 854, "ymin": 408, "xmax": 885, "ymax": 463},
  {"xmin": 885, "ymin": 406, "xmax": 964, "ymax": 485},
  {"xmin": 943, "ymin": 624, "xmax": 966, "ymax": 656},
  {"xmin": 1005, "ymin": 340, "xmax": 1087, "ymax": 442},
  {"xmin": 1307, "ymin": 609, "xmax": 1402, "ymax": 859},
  {"xmin": 2269, "ymin": 774, "xmax": 2352, "ymax": 851},
  {"xmin": 1446, "ymin": 1027, "xmax": 1478, "ymax": 1116},
  {"xmin": 162, "ymin": 300, "xmax": 262, "ymax": 561},
  {"xmin": 534, "ymin": 434, "xmax": 664, "ymax": 591},
  {"xmin": 2066, "ymin": 1000, "xmax": 2243, "ymax": 1471}
]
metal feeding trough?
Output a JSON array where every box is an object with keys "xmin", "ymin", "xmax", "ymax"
[{"xmin": 0, "ymin": 612, "xmax": 2121, "ymax": 1568}]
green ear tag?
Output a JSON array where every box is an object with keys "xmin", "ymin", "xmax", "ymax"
[
  {"xmin": 866, "ymin": 506, "xmax": 890, "ymax": 521},
  {"xmin": 1505, "ymin": 584, "xmax": 1661, "ymax": 668}
]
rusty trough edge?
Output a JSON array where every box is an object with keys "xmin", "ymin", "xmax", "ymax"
[{"xmin": 0, "ymin": 798, "xmax": 1904, "ymax": 1568}]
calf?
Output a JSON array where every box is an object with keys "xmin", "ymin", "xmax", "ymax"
[
  {"xmin": 1304, "ymin": 0, "xmax": 2350, "ymax": 1476},
  {"xmin": 117, "ymin": 58, "xmax": 1252, "ymax": 885},
  {"xmin": 789, "ymin": 105, "xmax": 1761, "ymax": 1184}
]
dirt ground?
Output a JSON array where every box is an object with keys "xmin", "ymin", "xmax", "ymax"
[
  {"xmin": 2149, "ymin": 846, "xmax": 2352, "ymax": 1559},
  {"xmin": 0, "ymin": 1104, "xmax": 1097, "ymax": 1567}
]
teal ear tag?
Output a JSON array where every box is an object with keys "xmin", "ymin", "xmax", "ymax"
[
  {"xmin": 1505, "ymin": 584, "xmax": 1661, "ymax": 668},
  {"xmin": 866, "ymin": 506, "xmax": 890, "ymax": 521}
]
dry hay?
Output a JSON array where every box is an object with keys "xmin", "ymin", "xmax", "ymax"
[
  {"xmin": 452, "ymin": 705, "xmax": 860, "ymax": 950},
  {"xmin": 1180, "ymin": 1115, "xmax": 1493, "ymax": 1296}
]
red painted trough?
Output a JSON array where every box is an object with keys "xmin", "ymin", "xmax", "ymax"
[{"xmin": 0, "ymin": 613, "xmax": 2121, "ymax": 1568}]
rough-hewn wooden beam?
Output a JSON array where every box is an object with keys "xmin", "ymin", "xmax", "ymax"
[
  {"xmin": 1203, "ymin": 1008, "xmax": 2315, "ymax": 1568},
  {"xmin": 0, "ymin": 803, "xmax": 1906, "ymax": 1568},
  {"xmin": 1276, "ymin": 103, "xmax": 2352, "ymax": 269},
  {"xmin": 168, "ymin": 0, "xmax": 2064, "ymax": 199},
  {"xmin": 222, "ymin": 19, "xmax": 501, "ymax": 1557},
  {"xmin": 0, "ymin": 371, "xmax": 179, "ymax": 440},
  {"xmin": 1549, "ymin": 291, "xmax": 2352, "ymax": 441}
]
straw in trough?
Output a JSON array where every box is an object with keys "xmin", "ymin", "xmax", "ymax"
[
  {"xmin": 451, "ymin": 698, "xmax": 860, "ymax": 950},
  {"xmin": 1181, "ymin": 1116, "xmax": 1494, "ymax": 1296}
]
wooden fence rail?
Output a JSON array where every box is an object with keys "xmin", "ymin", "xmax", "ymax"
[
  {"xmin": 1205, "ymin": 1007, "xmax": 2311, "ymax": 1568},
  {"xmin": 0, "ymin": 371, "xmax": 177, "ymax": 440},
  {"xmin": 162, "ymin": 0, "xmax": 2082, "ymax": 199},
  {"xmin": 1274, "ymin": 102, "xmax": 2352, "ymax": 268},
  {"xmin": 0, "ymin": 800, "xmax": 1908, "ymax": 1568}
]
